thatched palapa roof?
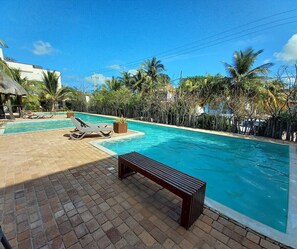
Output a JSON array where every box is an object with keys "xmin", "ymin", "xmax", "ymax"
[{"xmin": 0, "ymin": 71, "xmax": 27, "ymax": 96}]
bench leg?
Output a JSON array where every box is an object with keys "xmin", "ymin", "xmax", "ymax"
[
  {"xmin": 118, "ymin": 159, "xmax": 136, "ymax": 179},
  {"xmin": 180, "ymin": 184, "xmax": 206, "ymax": 229},
  {"xmin": 0, "ymin": 226, "xmax": 12, "ymax": 249}
]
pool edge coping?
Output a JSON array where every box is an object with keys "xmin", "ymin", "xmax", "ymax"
[{"xmin": 89, "ymin": 130, "xmax": 145, "ymax": 158}]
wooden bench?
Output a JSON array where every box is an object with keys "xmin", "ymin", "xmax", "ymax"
[
  {"xmin": 0, "ymin": 226, "xmax": 12, "ymax": 249},
  {"xmin": 118, "ymin": 152, "xmax": 206, "ymax": 229}
]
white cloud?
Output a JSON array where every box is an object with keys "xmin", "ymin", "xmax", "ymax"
[
  {"xmin": 107, "ymin": 64, "xmax": 122, "ymax": 71},
  {"xmin": 64, "ymin": 73, "xmax": 110, "ymax": 85},
  {"xmin": 283, "ymin": 76, "xmax": 296, "ymax": 86},
  {"xmin": 63, "ymin": 73, "xmax": 111, "ymax": 91},
  {"xmin": 32, "ymin": 40, "xmax": 56, "ymax": 55},
  {"xmin": 85, "ymin": 73, "xmax": 110, "ymax": 86},
  {"xmin": 274, "ymin": 34, "xmax": 297, "ymax": 64},
  {"xmin": 64, "ymin": 75, "xmax": 84, "ymax": 82},
  {"xmin": 128, "ymin": 69, "xmax": 138, "ymax": 75},
  {"xmin": 107, "ymin": 64, "xmax": 137, "ymax": 72},
  {"xmin": 263, "ymin": 59, "xmax": 271, "ymax": 64},
  {"xmin": 106, "ymin": 64, "xmax": 138, "ymax": 76}
]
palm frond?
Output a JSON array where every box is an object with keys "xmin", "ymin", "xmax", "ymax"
[
  {"xmin": 0, "ymin": 39, "xmax": 8, "ymax": 48},
  {"xmin": 246, "ymin": 63, "xmax": 274, "ymax": 78}
]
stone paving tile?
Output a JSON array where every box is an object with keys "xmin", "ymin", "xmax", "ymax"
[
  {"xmin": 74, "ymin": 223, "xmax": 88, "ymax": 239},
  {"xmin": 63, "ymin": 231, "xmax": 78, "ymax": 248},
  {"xmin": 0, "ymin": 126, "xmax": 293, "ymax": 249},
  {"xmin": 97, "ymin": 235, "xmax": 112, "ymax": 249},
  {"xmin": 79, "ymin": 233, "xmax": 94, "ymax": 248}
]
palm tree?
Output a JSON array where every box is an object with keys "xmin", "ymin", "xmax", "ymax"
[
  {"xmin": 120, "ymin": 71, "xmax": 133, "ymax": 89},
  {"xmin": 0, "ymin": 58, "xmax": 13, "ymax": 78},
  {"xmin": 10, "ymin": 68, "xmax": 27, "ymax": 86},
  {"xmin": 10, "ymin": 69, "xmax": 43, "ymax": 97},
  {"xmin": 256, "ymin": 79, "xmax": 287, "ymax": 137},
  {"xmin": 103, "ymin": 76, "xmax": 123, "ymax": 91},
  {"xmin": 224, "ymin": 48, "xmax": 273, "ymax": 94},
  {"xmin": 131, "ymin": 70, "xmax": 150, "ymax": 94},
  {"xmin": 260, "ymin": 80, "xmax": 286, "ymax": 115},
  {"xmin": 141, "ymin": 57, "xmax": 165, "ymax": 94},
  {"xmin": 142, "ymin": 57, "xmax": 165, "ymax": 82},
  {"xmin": 223, "ymin": 48, "xmax": 273, "ymax": 132},
  {"xmin": 42, "ymin": 71, "xmax": 71, "ymax": 111}
]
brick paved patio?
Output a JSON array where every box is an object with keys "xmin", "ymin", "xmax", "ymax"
[{"xmin": 0, "ymin": 126, "xmax": 293, "ymax": 248}]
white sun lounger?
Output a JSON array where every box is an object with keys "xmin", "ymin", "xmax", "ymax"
[
  {"xmin": 73, "ymin": 117, "xmax": 111, "ymax": 130},
  {"xmin": 21, "ymin": 111, "xmax": 53, "ymax": 119},
  {"xmin": 70, "ymin": 116, "xmax": 113, "ymax": 140}
]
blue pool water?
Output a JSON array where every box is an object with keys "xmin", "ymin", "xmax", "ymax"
[
  {"xmin": 3, "ymin": 113, "xmax": 113, "ymax": 134},
  {"xmin": 4, "ymin": 119, "xmax": 72, "ymax": 133},
  {"xmin": 4, "ymin": 113, "xmax": 289, "ymax": 232}
]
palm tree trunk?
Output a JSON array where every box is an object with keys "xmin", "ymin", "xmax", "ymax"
[
  {"xmin": 51, "ymin": 101, "xmax": 56, "ymax": 112},
  {"xmin": 17, "ymin": 95, "xmax": 22, "ymax": 118},
  {"xmin": 6, "ymin": 95, "xmax": 15, "ymax": 120},
  {"xmin": 0, "ymin": 94, "xmax": 5, "ymax": 119}
]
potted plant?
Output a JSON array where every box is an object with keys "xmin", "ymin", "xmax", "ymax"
[
  {"xmin": 113, "ymin": 117, "xmax": 128, "ymax": 133},
  {"xmin": 67, "ymin": 110, "xmax": 74, "ymax": 118}
]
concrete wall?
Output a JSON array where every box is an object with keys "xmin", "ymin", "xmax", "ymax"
[{"xmin": 0, "ymin": 48, "xmax": 62, "ymax": 89}]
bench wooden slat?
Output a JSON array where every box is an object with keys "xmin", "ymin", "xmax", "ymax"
[
  {"xmin": 124, "ymin": 153, "xmax": 202, "ymax": 185},
  {"xmin": 126, "ymin": 160, "xmax": 201, "ymax": 195},
  {"xmin": 118, "ymin": 151, "xmax": 206, "ymax": 229},
  {"xmin": 120, "ymin": 157, "xmax": 195, "ymax": 196},
  {"xmin": 120, "ymin": 152, "xmax": 200, "ymax": 181},
  {"xmin": 119, "ymin": 152, "xmax": 204, "ymax": 194},
  {"xmin": 120, "ymin": 153, "xmax": 204, "ymax": 191}
]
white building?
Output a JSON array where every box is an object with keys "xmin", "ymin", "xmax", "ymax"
[{"xmin": 0, "ymin": 48, "xmax": 62, "ymax": 89}]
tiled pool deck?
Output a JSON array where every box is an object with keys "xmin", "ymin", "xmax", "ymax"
[{"xmin": 0, "ymin": 120, "xmax": 293, "ymax": 248}]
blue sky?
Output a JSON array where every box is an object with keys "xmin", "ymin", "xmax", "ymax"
[{"xmin": 1, "ymin": 0, "xmax": 297, "ymax": 91}]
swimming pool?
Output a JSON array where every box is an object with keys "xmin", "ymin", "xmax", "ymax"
[
  {"xmin": 3, "ymin": 119, "xmax": 72, "ymax": 133},
  {"xmin": 3, "ymin": 113, "xmax": 113, "ymax": 134},
  {"xmin": 2, "ymin": 113, "xmax": 290, "ymax": 233},
  {"xmin": 89, "ymin": 114, "xmax": 289, "ymax": 234}
]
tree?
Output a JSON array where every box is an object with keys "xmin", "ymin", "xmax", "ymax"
[
  {"xmin": 42, "ymin": 71, "xmax": 72, "ymax": 111},
  {"xmin": 103, "ymin": 76, "xmax": 123, "ymax": 91},
  {"xmin": 67, "ymin": 87, "xmax": 88, "ymax": 112},
  {"xmin": 273, "ymin": 65, "xmax": 297, "ymax": 140},
  {"xmin": 179, "ymin": 75, "xmax": 222, "ymax": 107},
  {"xmin": 89, "ymin": 89, "xmax": 106, "ymax": 114},
  {"xmin": 0, "ymin": 58, "xmax": 13, "ymax": 78},
  {"xmin": 261, "ymin": 80, "xmax": 286, "ymax": 117},
  {"xmin": 10, "ymin": 68, "xmax": 27, "ymax": 86},
  {"xmin": 223, "ymin": 48, "xmax": 273, "ymax": 94},
  {"xmin": 130, "ymin": 70, "xmax": 149, "ymax": 94},
  {"xmin": 141, "ymin": 57, "xmax": 165, "ymax": 94},
  {"xmin": 120, "ymin": 71, "xmax": 134, "ymax": 89},
  {"xmin": 223, "ymin": 48, "xmax": 273, "ymax": 132},
  {"xmin": 142, "ymin": 57, "xmax": 165, "ymax": 83}
]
